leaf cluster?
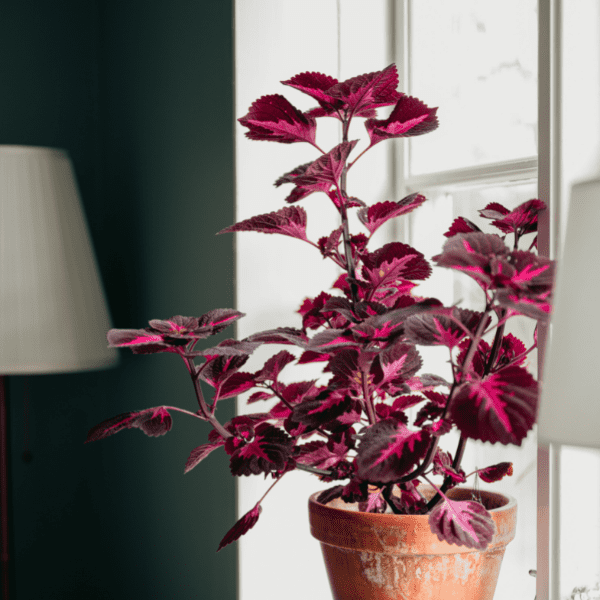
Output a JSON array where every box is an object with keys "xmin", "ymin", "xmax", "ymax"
[{"xmin": 87, "ymin": 64, "xmax": 554, "ymax": 552}]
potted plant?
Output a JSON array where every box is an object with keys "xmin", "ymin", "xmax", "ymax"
[{"xmin": 86, "ymin": 64, "xmax": 553, "ymax": 599}]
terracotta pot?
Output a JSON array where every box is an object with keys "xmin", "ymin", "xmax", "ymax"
[{"xmin": 309, "ymin": 486, "xmax": 517, "ymax": 600}]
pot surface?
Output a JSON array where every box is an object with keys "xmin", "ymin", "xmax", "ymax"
[{"xmin": 309, "ymin": 487, "xmax": 517, "ymax": 600}]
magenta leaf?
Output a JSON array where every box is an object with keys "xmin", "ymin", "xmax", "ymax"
[
  {"xmin": 214, "ymin": 371, "xmax": 256, "ymax": 401},
  {"xmin": 107, "ymin": 328, "xmax": 174, "ymax": 354},
  {"xmin": 432, "ymin": 450, "xmax": 466, "ymax": 484},
  {"xmin": 450, "ymin": 366, "xmax": 538, "ymax": 445},
  {"xmin": 358, "ymin": 193, "xmax": 427, "ymax": 235},
  {"xmin": 196, "ymin": 309, "xmax": 245, "ymax": 336},
  {"xmin": 479, "ymin": 202, "xmax": 510, "ymax": 220},
  {"xmin": 365, "ymin": 94, "xmax": 438, "ymax": 148},
  {"xmin": 294, "ymin": 141, "xmax": 358, "ymax": 189},
  {"xmin": 444, "ymin": 217, "xmax": 481, "ymax": 238},
  {"xmin": 184, "ymin": 441, "xmax": 224, "ymax": 474},
  {"xmin": 372, "ymin": 343, "xmax": 423, "ymax": 395},
  {"xmin": 477, "ymin": 462, "xmax": 514, "ymax": 483},
  {"xmin": 238, "ymin": 94, "xmax": 317, "ymax": 145},
  {"xmin": 85, "ymin": 407, "xmax": 173, "ymax": 443},
  {"xmin": 317, "ymin": 226, "xmax": 344, "ymax": 261},
  {"xmin": 328, "ymin": 64, "xmax": 402, "ymax": 118},
  {"xmin": 488, "ymin": 199, "xmax": 546, "ymax": 235},
  {"xmin": 281, "ymin": 71, "xmax": 342, "ymax": 111},
  {"xmin": 218, "ymin": 206, "xmax": 309, "ymax": 242},
  {"xmin": 217, "ymin": 503, "xmax": 262, "ymax": 552},
  {"xmin": 356, "ymin": 418, "xmax": 431, "ymax": 483},
  {"xmin": 429, "ymin": 497, "xmax": 495, "ymax": 550}
]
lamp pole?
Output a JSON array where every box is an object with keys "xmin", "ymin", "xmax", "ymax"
[{"xmin": 0, "ymin": 377, "xmax": 10, "ymax": 599}]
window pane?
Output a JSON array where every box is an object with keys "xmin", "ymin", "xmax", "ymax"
[{"xmin": 409, "ymin": 0, "xmax": 537, "ymax": 175}]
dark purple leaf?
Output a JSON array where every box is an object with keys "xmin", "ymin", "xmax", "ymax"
[
  {"xmin": 184, "ymin": 442, "xmax": 224, "ymax": 474},
  {"xmin": 365, "ymin": 94, "xmax": 438, "ymax": 148},
  {"xmin": 405, "ymin": 308, "xmax": 488, "ymax": 349},
  {"xmin": 218, "ymin": 206, "xmax": 309, "ymax": 242},
  {"xmin": 255, "ymin": 350, "xmax": 297, "ymax": 383},
  {"xmin": 316, "ymin": 485, "xmax": 345, "ymax": 505},
  {"xmin": 356, "ymin": 418, "xmax": 431, "ymax": 483},
  {"xmin": 196, "ymin": 309, "xmax": 245, "ymax": 336},
  {"xmin": 450, "ymin": 366, "xmax": 538, "ymax": 445},
  {"xmin": 238, "ymin": 94, "xmax": 317, "ymax": 144},
  {"xmin": 444, "ymin": 217, "xmax": 481, "ymax": 238},
  {"xmin": 432, "ymin": 450, "xmax": 466, "ymax": 484},
  {"xmin": 85, "ymin": 407, "xmax": 173, "ymax": 443},
  {"xmin": 217, "ymin": 503, "xmax": 262, "ymax": 552},
  {"xmin": 228, "ymin": 423, "xmax": 293, "ymax": 476},
  {"xmin": 477, "ymin": 462, "xmax": 514, "ymax": 483},
  {"xmin": 429, "ymin": 497, "xmax": 495, "ymax": 550},
  {"xmin": 358, "ymin": 193, "xmax": 427, "ymax": 235},
  {"xmin": 243, "ymin": 327, "xmax": 308, "ymax": 347},
  {"xmin": 214, "ymin": 371, "xmax": 256, "ymax": 401}
]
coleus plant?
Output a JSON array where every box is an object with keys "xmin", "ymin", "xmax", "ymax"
[{"xmin": 86, "ymin": 64, "xmax": 554, "ymax": 552}]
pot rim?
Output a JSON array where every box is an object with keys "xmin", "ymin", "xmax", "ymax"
[
  {"xmin": 309, "ymin": 485, "xmax": 517, "ymax": 516},
  {"xmin": 308, "ymin": 486, "xmax": 518, "ymax": 555}
]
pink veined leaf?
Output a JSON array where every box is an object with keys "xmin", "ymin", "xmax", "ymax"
[
  {"xmin": 107, "ymin": 328, "xmax": 170, "ymax": 351},
  {"xmin": 196, "ymin": 309, "xmax": 246, "ymax": 336},
  {"xmin": 355, "ymin": 418, "xmax": 431, "ymax": 483},
  {"xmin": 477, "ymin": 462, "xmax": 514, "ymax": 483},
  {"xmin": 372, "ymin": 343, "xmax": 423, "ymax": 395},
  {"xmin": 317, "ymin": 226, "xmax": 344, "ymax": 261},
  {"xmin": 217, "ymin": 503, "xmax": 262, "ymax": 552},
  {"xmin": 218, "ymin": 206, "xmax": 309, "ymax": 242},
  {"xmin": 184, "ymin": 441, "xmax": 224, "ymax": 474},
  {"xmin": 214, "ymin": 371, "xmax": 256, "ymax": 401},
  {"xmin": 357, "ymin": 193, "xmax": 427, "ymax": 235},
  {"xmin": 238, "ymin": 94, "xmax": 317, "ymax": 145},
  {"xmin": 281, "ymin": 71, "xmax": 343, "ymax": 113},
  {"xmin": 490, "ymin": 199, "xmax": 546, "ymax": 235},
  {"xmin": 429, "ymin": 497, "xmax": 495, "ymax": 550},
  {"xmin": 85, "ymin": 407, "xmax": 173, "ymax": 443},
  {"xmin": 227, "ymin": 423, "xmax": 294, "ymax": 477},
  {"xmin": 293, "ymin": 140, "xmax": 358, "ymax": 189},
  {"xmin": 405, "ymin": 308, "xmax": 488, "ymax": 349},
  {"xmin": 450, "ymin": 366, "xmax": 538, "ymax": 446},
  {"xmin": 327, "ymin": 64, "xmax": 402, "ymax": 117},
  {"xmin": 365, "ymin": 94, "xmax": 438, "ymax": 148},
  {"xmin": 362, "ymin": 242, "xmax": 432, "ymax": 281}
]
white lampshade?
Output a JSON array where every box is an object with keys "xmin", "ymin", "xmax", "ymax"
[
  {"xmin": 539, "ymin": 178, "xmax": 600, "ymax": 448},
  {"xmin": 0, "ymin": 145, "xmax": 117, "ymax": 374}
]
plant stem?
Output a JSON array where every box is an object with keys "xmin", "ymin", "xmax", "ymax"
[{"xmin": 183, "ymin": 357, "xmax": 232, "ymax": 440}]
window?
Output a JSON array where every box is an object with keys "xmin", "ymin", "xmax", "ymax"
[{"xmin": 234, "ymin": 2, "xmax": 600, "ymax": 599}]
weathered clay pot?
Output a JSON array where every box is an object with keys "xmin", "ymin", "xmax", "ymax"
[{"xmin": 309, "ymin": 487, "xmax": 517, "ymax": 600}]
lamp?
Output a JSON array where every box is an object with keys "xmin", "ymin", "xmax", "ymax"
[
  {"xmin": 0, "ymin": 146, "xmax": 118, "ymax": 599},
  {"xmin": 539, "ymin": 177, "xmax": 600, "ymax": 448}
]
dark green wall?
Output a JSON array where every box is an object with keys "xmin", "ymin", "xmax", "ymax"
[{"xmin": 1, "ymin": 1, "xmax": 236, "ymax": 598}]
